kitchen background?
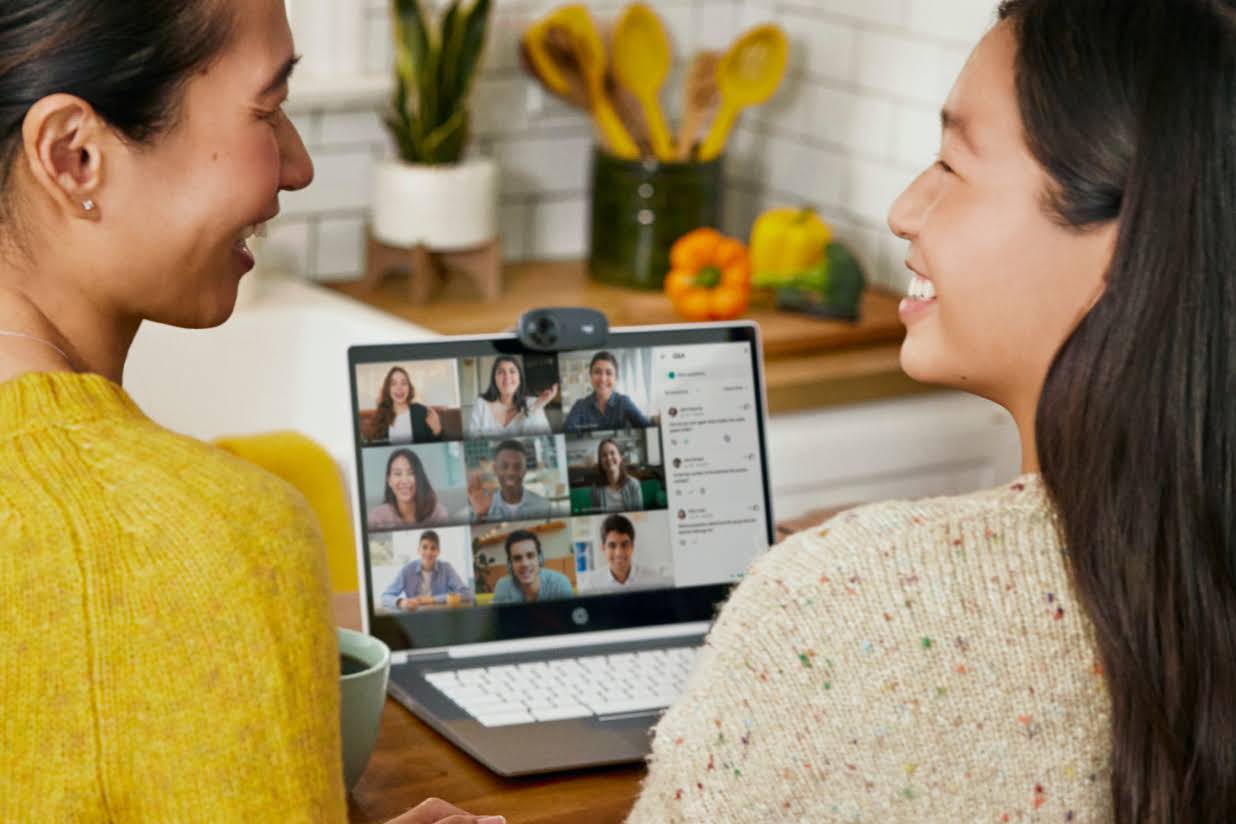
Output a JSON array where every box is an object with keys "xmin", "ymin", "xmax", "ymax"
[{"xmin": 271, "ymin": 0, "xmax": 998, "ymax": 288}]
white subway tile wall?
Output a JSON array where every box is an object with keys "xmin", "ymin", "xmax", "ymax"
[{"xmin": 273, "ymin": 0, "xmax": 998, "ymax": 292}]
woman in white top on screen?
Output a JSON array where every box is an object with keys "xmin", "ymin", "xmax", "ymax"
[
  {"xmin": 367, "ymin": 448, "xmax": 448, "ymax": 530},
  {"xmin": 466, "ymin": 355, "xmax": 556, "ymax": 437},
  {"xmin": 363, "ymin": 366, "xmax": 442, "ymax": 444}
]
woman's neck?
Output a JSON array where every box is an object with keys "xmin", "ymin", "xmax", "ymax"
[
  {"xmin": 396, "ymin": 498, "xmax": 417, "ymax": 519},
  {"xmin": 1006, "ymin": 392, "xmax": 1040, "ymax": 474},
  {"xmin": 0, "ymin": 268, "xmax": 135, "ymax": 383},
  {"xmin": 393, "ymin": 400, "xmax": 409, "ymax": 414}
]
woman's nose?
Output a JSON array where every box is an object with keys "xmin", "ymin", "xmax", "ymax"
[
  {"xmin": 278, "ymin": 116, "xmax": 315, "ymax": 192},
  {"xmin": 887, "ymin": 168, "xmax": 931, "ymax": 241}
]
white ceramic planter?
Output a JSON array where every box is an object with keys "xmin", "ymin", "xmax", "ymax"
[{"xmin": 372, "ymin": 157, "xmax": 498, "ymax": 251}]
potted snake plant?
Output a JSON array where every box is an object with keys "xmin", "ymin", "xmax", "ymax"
[{"xmin": 373, "ymin": 0, "xmax": 496, "ymax": 251}]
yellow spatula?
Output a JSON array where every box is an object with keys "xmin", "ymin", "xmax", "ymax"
[
  {"xmin": 697, "ymin": 24, "xmax": 789, "ymax": 162},
  {"xmin": 611, "ymin": 3, "xmax": 674, "ymax": 161}
]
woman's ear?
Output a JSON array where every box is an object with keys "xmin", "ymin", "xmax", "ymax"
[{"xmin": 20, "ymin": 94, "xmax": 108, "ymax": 219}]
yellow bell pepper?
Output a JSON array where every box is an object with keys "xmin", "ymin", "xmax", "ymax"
[{"xmin": 749, "ymin": 207, "xmax": 832, "ymax": 282}]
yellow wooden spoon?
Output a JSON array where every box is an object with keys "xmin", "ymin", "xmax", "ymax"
[
  {"xmin": 611, "ymin": 4, "xmax": 674, "ymax": 162},
  {"xmin": 552, "ymin": 4, "xmax": 640, "ymax": 159},
  {"xmin": 697, "ymin": 24, "xmax": 789, "ymax": 162}
]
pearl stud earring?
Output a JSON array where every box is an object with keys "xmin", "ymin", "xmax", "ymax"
[{"xmin": 83, "ymin": 199, "xmax": 95, "ymax": 212}]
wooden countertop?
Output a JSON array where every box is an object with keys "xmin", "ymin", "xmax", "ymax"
[{"xmin": 325, "ymin": 260, "xmax": 929, "ymax": 414}]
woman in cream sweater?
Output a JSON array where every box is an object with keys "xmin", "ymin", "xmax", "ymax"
[
  {"xmin": 0, "ymin": 1, "xmax": 499, "ymax": 823},
  {"xmin": 629, "ymin": 1, "xmax": 1236, "ymax": 821}
]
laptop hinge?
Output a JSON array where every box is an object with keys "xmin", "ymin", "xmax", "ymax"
[
  {"xmin": 391, "ymin": 648, "xmax": 451, "ymax": 666},
  {"xmin": 446, "ymin": 621, "xmax": 710, "ymax": 660}
]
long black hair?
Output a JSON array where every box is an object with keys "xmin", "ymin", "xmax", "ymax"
[
  {"xmin": 0, "ymin": 0, "xmax": 234, "ymax": 216},
  {"xmin": 382, "ymin": 448, "xmax": 440, "ymax": 525},
  {"xmin": 479, "ymin": 355, "xmax": 530, "ymax": 408},
  {"xmin": 999, "ymin": 1, "xmax": 1236, "ymax": 820}
]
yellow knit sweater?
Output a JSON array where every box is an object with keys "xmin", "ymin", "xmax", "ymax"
[
  {"xmin": 0, "ymin": 372, "xmax": 346, "ymax": 822},
  {"xmin": 628, "ymin": 475, "xmax": 1113, "ymax": 822}
]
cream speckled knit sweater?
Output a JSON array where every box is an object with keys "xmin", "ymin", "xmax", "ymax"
[{"xmin": 628, "ymin": 476, "xmax": 1112, "ymax": 822}]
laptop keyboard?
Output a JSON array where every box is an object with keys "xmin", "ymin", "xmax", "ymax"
[{"xmin": 424, "ymin": 646, "xmax": 700, "ymax": 728}]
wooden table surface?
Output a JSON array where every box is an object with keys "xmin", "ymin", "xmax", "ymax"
[
  {"xmin": 325, "ymin": 260, "xmax": 927, "ymax": 413},
  {"xmin": 332, "ymin": 505, "xmax": 841, "ymax": 824},
  {"xmin": 332, "ymin": 593, "xmax": 644, "ymax": 824}
]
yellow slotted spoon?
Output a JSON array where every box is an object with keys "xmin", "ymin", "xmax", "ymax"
[
  {"xmin": 697, "ymin": 24, "xmax": 789, "ymax": 162},
  {"xmin": 611, "ymin": 3, "xmax": 675, "ymax": 161}
]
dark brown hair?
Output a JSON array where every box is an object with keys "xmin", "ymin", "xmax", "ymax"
[
  {"xmin": 999, "ymin": 1, "xmax": 1236, "ymax": 820},
  {"xmin": 382, "ymin": 449, "xmax": 439, "ymax": 525},
  {"xmin": 600, "ymin": 513, "xmax": 634, "ymax": 544},
  {"xmin": 0, "ymin": 0, "xmax": 234, "ymax": 219},
  {"xmin": 366, "ymin": 366, "xmax": 415, "ymax": 442},
  {"xmin": 479, "ymin": 355, "xmax": 530, "ymax": 408},
  {"xmin": 594, "ymin": 438, "xmax": 628, "ymax": 487}
]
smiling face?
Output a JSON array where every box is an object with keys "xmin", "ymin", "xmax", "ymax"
[
  {"xmin": 508, "ymin": 539, "xmax": 541, "ymax": 585},
  {"xmin": 887, "ymin": 23, "xmax": 1115, "ymax": 417},
  {"xmin": 94, "ymin": 0, "xmax": 313, "ymax": 329},
  {"xmin": 493, "ymin": 447, "xmax": 527, "ymax": 496},
  {"xmin": 418, "ymin": 537, "xmax": 439, "ymax": 571},
  {"xmin": 386, "ymin": 455, "xmax": 417, "ymax": 504},
  {"xmin": 589, "ymin": 359, "xmax": 616, "ymax": 401},
  {"xmin": 599, "ymin": 441, "xmax": 623, "ymax": 481},
  {"xmin": 494, "ymin": 359, "xmax": 521, "ymax": 401},
  {"xmin": 387, "ymin": 369, "xmax": 411, "ymax": 405},
  {"xmin": 602, "ymin": 529, "xmax": 634, "ymax": 582}
]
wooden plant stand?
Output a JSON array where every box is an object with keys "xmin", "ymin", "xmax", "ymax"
[{"xmin": 361, "ymin": 231, "xmax": 502, "ymax": 303}]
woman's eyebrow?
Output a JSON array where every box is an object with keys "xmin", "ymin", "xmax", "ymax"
[
  {"xmin": 259, "ymin": 54, "xmax": 300, "ymax": 98},
  {"xmin": 940, "ymin": 107, "xmax": 980, "ymax": 155}
]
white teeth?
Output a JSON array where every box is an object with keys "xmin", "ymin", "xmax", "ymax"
[
  {"xmin": 908, "ymin": 274, "xmax": 936, "ymax": 301},
  {"xmin": 237, "ymin": 223, "xmax": 268, "ymax": 244}
]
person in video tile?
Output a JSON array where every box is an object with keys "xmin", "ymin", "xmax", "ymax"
[
  {"xmin": 590, "ymin": 438, "xmax": 644, "ymax": 512},
  {"xmin": 466, "ymin": 440, "xmax": 553, "ymax": 522},
  {"xmin": 466, "ymin": 355, "xmax": 557, "ymax": 437},
  {"xmin": 563, "ymin": 351, "xmax": 651, "ymax": 433},
  {"xmin": 579, "ymin": 514, "xmax": 672, "ymax": 593},
  {"xmin": 380, "ymin": 530, "xmax": 473, "ymax": 610},
  {"xmin": 362, "ymin": 366, "xmax": 443, "ymax": 444},
  {"xmin": 367, "ymin": 448, "xmax": 448, "ymax": 529},
  {"xmin": 491, "ymin": 529, "xmax": 574, "ymax": 604}
]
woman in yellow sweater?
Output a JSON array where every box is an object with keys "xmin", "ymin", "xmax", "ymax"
[
  {"xmin": 629, "ymin": 0, "xmax": 1236, "ymax": 822},
  {"xmin": 0, "ymin": 1, "xmax": 499, "ymax": 823}
]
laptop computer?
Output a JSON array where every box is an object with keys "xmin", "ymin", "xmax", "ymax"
[{"xmin": 346, "ymin": 321, "xmax": 775, "ymax": 776}]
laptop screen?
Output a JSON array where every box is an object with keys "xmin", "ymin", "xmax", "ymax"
[{"xmin": 348, "ymin": 323, "xmax": 775, "ymax": 652}]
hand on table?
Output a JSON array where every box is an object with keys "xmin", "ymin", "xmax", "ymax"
[{"xmin": 382, "ymin": 797, "xmax": 504, "ymax": 824}]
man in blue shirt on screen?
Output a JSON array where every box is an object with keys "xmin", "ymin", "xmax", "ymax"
[{"xmin": 380, "ymin": 530, "xmax": 474, "ymax": 611}]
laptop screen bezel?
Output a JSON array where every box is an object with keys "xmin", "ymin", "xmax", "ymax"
[{"xmin": 348, "ymin": 321, "xmax": 775, "ymax": 652}]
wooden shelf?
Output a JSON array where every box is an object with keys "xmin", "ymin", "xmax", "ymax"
[{"xmin": 324, "ymin": 260, "xmax": 931, "ymax": 414}]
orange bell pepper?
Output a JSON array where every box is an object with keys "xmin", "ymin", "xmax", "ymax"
[{"xmin": 664, "ymin": 228, "xmax": 751, "ymax": 321}]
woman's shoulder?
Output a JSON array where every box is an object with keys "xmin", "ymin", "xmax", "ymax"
[
  {"xmin": 740, "ymin": 475, "xmax": 1059, "ymax": 615},
  {"xmin": 367, "ymin": 503, "xmax": 400, "ymax": 527}
]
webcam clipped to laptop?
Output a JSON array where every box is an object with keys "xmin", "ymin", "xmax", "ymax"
[{"xmin": 346, "ymin": 311, "xmax": 775, "ymax": 775}]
